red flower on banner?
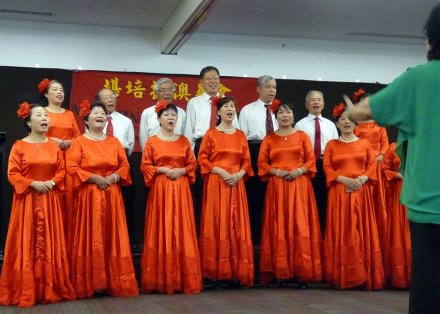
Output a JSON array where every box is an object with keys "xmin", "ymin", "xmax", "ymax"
[
  {"xmin": 37, "ymin": 78, "xmax": 50, "ymax": 94},
  {"xmin": 353, "ymin": 88, "xmax": 366, "ymax": 103},
  {"xmin": 17, "ymin": 102, "xmax": 31, "ymax": 119},
  {"xmin": 79, "ymin": 99, "xmax": 91, "ymax": 117},
  {"xmin": 269, "ymin": 99, "xmax": 281, "ymax": 113},
  {"xmin": 210, "ymin": 95, "xmax": 221, "ymax": 107},
  {"xmin": 332, "ymin": 103, "xmax": 346, "ymax": 120},
  {"xmin": 155, "ymin": 100, "xmax": 168, "ymax": 113}
]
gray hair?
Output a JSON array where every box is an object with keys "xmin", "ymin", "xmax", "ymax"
[
  {"xmin": 257, "ymin": 75, "xmax": 275, "ymax": 88},
  {"xmin": 305, "ymin": 90, "xmax": 324, "ymax": 102},
  {"xmin": 154, "ymin": 78, "xmax": 175, "ymax": 94}
]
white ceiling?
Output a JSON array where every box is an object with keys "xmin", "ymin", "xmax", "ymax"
[{"xmin": 0, "ymin": 0, "xmax": 436, "ymax": 45}]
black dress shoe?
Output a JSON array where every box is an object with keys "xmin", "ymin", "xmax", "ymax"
[{"xmin": 297, "ymin": 282, "xmax": 308, "ymax": 289}]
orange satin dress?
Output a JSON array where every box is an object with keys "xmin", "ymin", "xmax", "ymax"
[
  {"xmin": 198, "ymin": 128, "xmax": 255, "ymax": 287},
  {"xmin": 323, "ymin": 138, "xmax": 384, "ymax": 290},
  {"xmin": 382, "ymin": 143, "xmax": 411, "ymax": 288},
  {"xmin": 140, "ymin": 135, "xmax": 202, "ymax": 294},
  {"xmin": 354, "ymin": 121, "xmax": 389, "ymax": 252},
  {"xmin": 258, "ymin": 131, "xmax": 322, "ymax": 285},
  {"xmin": 66, "ymin": 135, "xmax": 138, "ymax": 298},
  {"xmin": 45, "ymin": 109, "xmax": 81, "ymax": 257},
  {"xmin": 0, "ymin": 140, "xmax": 75, "ymax": 307}
]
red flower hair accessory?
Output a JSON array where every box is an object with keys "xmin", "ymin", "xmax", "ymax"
[
  {"xmin": 155, "ymin": 100, "xmax": 168, "ymax": 113},
  {"xmin": 79, "ymin": 99, "xmax": 91, "ymax": 117},
  {"xmin": 353, "ymin": 88, "xmax": 366, "ymax": 103},
  {"xmin": 37, "ymin": 78, "xmax": 50, "ymax": 94},
  {"xmin": 332, "ymin": 103, "xmax": 346, "ymax": 120},
  {"xmin": 210, "ymin": 95, "xmax": 221, "ymax": 107},
  {"xmin": 269, "ymin": 99, "xmax": 281, "ymax": 113},
  {"xmin": 17, "ymin": 102, "xmax": 31, "ymax": 119}
]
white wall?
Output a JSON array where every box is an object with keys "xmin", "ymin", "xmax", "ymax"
[{"xmin": 0, "ymin": 19, "xmax": 427, "ymax": 83}]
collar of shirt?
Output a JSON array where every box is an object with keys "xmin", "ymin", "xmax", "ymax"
[
  {"xmin": 109, "ymin": 111, "xmax": 119, "ymax": 118},
  {"xmin": 307, "ymin": 113, "xmax": 323, "ymax": 121},
  {"xmin": 256, "ymin": 98, "xmax": 268, "ymax": 107},
  {"xmin": 203, "ymin": 92, "xmax": 220, "ymax": 102}
]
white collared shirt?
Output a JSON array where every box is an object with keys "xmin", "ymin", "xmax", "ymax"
[
  {"xmin": 104, "ymin": 111, "xmax": 135, "ymax": 156},
  {"xmin": 239, "ymin": 98, "xmax": 279, "ymax": 140},
  {"xmin": 294, "ymin": 113, "xmax": 338, "ymax": 154},
  {"xmin": 184, "ymin": 92, "xmax": 239, "ymax": 149},
  {"xmin": 139, "ymin": 105, "xmax": 186, "ymax": 151}
]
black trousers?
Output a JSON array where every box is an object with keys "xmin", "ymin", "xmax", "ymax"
[
  {"xmin": 409, "ymin": 221, "xmax": 440, "ymax": 314},
  {"xmin": 192, "ymin": 138, "xmax": 204, "ymax": 234},
  {"xmin": 246, "ymin": 141, "xmax": 267, "ymax": 246},
  {"xmin": 311, "ymin": 158, "xmax": 327, "ymax": 234}
]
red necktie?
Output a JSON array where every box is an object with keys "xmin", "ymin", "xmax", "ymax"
[
  {"xmin": 106, "ymin": 116, "xmax": 114, "ymax": 136},
  {"xmin": 209, "ymin": 96, "xmax": 219, "ymax": 128},
  {"xmin": 265, "ymin": 105, "xmax": 274, "ymax": 134},
  {"xmin": 314, "ymin": 117, "xmax": 321, "ymax": 158}
]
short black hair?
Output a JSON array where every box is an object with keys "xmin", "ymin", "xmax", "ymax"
[
  {"xmin": 200, "ymin": 66, "xmax": 220, "ymax": 79},
  {"xmin": 424, "ymin": 3, "xmax": 440, "ymax": 61},
  {"xmin": 23, "ymin": 103, "xmax": 45, "ymax": 130},
  {"xmin": 156, "ymin": 103, "xmax": 178, "ymax": 118},
  {"xmin": 39, "ymin": 79, "xmax": 62, "ymax": 105},
  {"xmin": 83, "ymin": 102, "xmax": 108, "ymax": 128},
  {"xmin": 216, "ymin": 96, "xmax": 236, "ymax": 125},
  {"xmin": 275, "ymin": 102, "xmax": 295, "ymax": 116},
  {"xmin": 423, "ymin": 3, "xmax": 440, "ymax": 61}
]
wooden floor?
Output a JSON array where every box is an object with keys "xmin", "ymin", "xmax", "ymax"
[{"xmin": 0, "ymin": 284, "xmax": 408, "ymax": 313}]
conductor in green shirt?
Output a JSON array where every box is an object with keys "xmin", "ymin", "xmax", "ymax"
[{"xmin": 345, "ymin": 4, "xmax": 440, "ymax": 313}]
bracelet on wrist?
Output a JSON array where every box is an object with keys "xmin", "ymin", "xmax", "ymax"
[
  {"xmin": 276, "ymin": 169, "xmax": 280, "ymax": 177},
  {"xmin": 111, "ymin": 173, "xmax": 118, "ymax": 183}
]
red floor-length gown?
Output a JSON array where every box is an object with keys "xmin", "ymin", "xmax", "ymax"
[
  {"xmin": 198, "ymin": 128, "xmax": 255, "ymax": 287},
  {"xmin": 323, "ymin": 138, "xmax": 384, "ymax": 290},
  {"xmin": 66, "ymin": 135, "xmax": 138, "ymax": 298},
  {"xmin": 45, "ymin": 109, "xmax": 81, "ymax": 259},
  {"xmin": 258, "ymin": 131, "xmax": 322, "ymax": 285},
  {"xmin": 0, "ymin": 140, "xmax": 75, "ymax": 307},
  {"xmin": 382, "ymin": 142, "xmax": 411, "ymax": 288},
  {"xmin": 354, "ymin": 121, "xmax": 389, "ymax": 252},
  {"xmin": 140, "ymin": 135, "xmax": 202, "ymax": 294}
]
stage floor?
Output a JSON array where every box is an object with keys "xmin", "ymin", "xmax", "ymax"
[{"xmin": 0, "ymin": 284, "xmax": 408, "ymax": 313}]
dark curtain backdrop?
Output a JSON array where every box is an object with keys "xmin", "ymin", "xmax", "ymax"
[{"xmin": 0, "ymin": 66, "xmax": 397, "ymax": 250}]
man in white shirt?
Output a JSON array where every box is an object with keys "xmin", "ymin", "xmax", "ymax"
[
  {"xmin": 295, "ymin": 90, "xmax": 338, "ymax": 233},
  {"xmin": 184, "ymin": 66, "xmax": 239, "ymax": 152},
  {"xmin": 97, "ymin": 88, "xmax": 135, "ymax": 156},
  {"xmin": 239, "ymin": 75, "xmax": 278, "ymax": 244},
  {"xmin": 239, "ymin": 75, "xmax": 278, "ymax": 140},
  {"xmin": 139, "ymin": 78, "xmax": 186, "ymax": 151}
]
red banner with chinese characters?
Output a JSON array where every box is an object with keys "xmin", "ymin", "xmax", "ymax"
[{"xmin": 70, "ymin": 70, "xmax": 258, "ymax": 152}]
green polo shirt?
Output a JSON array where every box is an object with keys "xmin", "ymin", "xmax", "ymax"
[{"xmin": 369, "ymin": 60, "xmax": 440, "ymax": 224}]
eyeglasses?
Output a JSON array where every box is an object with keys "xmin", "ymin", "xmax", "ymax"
[
  {"xmin": 102, "ymin": 95, "xmax": 117, "ymax": 101},
  {"xmin": 158, "ymin": 88, "xmax": 175, "ymax": 94},
  {"xmin": 203, "ymin": 76, "xmax": 220, "ymax": 82}
]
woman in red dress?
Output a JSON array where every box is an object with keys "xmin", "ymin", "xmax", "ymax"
[
  {"xmin": 382, "ymin": 142, "xmax": 411, "ymax": 288},
  {"xmin": 140, "ymin": 101, "xmax": 202, "ymax": 294},
  {"xmin": 38, "ymin": 78, "xmax": 80, "ymax": 152},
  {"xmin": 323, "ymin": 104, "xmax": 384, "ymax": 290},
  {"xmin": 198, "ymin": 96, "xmax": 254, "ymax": 288},
  {"xmin": 66, "ymin": 101, "xmax": 138, "ymax": 298},
  {"xmin": 0, "ymin": 103, "xmax": 75, "ymax": 307},
  {"xmin": 38, "ymin": 78, "xmax": 81, "ymax": 257},
  {"xmin": 353, "ymin": 89, "xmax": 389, "ymax": 252},
  {"xmin": 258, "ymin": 102, "xmax": 322, "ymax": 288}
]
